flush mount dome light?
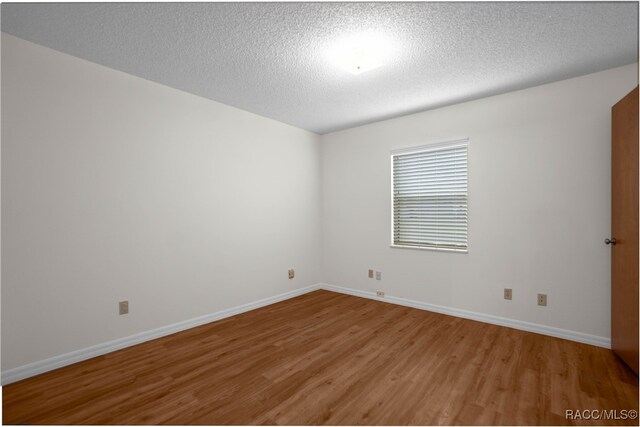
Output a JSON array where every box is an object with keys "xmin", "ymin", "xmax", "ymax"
[{"xmin": 327, "ymin": 33, "xmax": 391, "ymax": 75}]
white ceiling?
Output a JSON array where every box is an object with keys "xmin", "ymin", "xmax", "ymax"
[{"xmin": 1, "ymin": 2, "xmax": 637, "ymax": 134}]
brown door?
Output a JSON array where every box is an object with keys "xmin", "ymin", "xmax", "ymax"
[{"xmin": 611, "ymin": 86, "xmax": 639, "ymax": 375}]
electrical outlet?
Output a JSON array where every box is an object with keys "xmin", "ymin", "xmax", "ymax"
[
  {"xmin": 368, "ymin": 269, "xmax": 374, "ymax": 278},
  {"xmin": 537, "ymin": 293, "xmax": 547, "ymax": 306},
  {"xmin": 288, "ymin": 269, "xmax": 295, "ymax": 279},
  {"xmin": 504, "ymin": 288, "xmax": 512, "ymax": 300},
  {"xmin": 375, "ymin": 271, "xmax": 382, "ymax": 280},
  {"xmin": 119, "ymin": 301, "xmax": 129, "ymax": 315},
  {"xmin": 376, "ymin": 291, "xmax": 385, "ymax": 297}
]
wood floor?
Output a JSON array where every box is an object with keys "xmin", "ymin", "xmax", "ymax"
[{"xmin": 3, "ymin": 290, "xmax": 638, "ymax": 425}]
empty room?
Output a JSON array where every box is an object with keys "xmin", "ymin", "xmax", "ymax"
[{"xmin": 1, "ymin": 1, "xmax": 638, "ymax": 425}]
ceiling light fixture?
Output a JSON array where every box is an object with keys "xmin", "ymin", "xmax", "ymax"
[{"xmin": 327, "ymin": 33, "xmax": 391, "ymax": 75}]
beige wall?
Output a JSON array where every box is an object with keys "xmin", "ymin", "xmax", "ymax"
[{"xmin": 1, "ymin": 34, "xmax": 322, "ymax": 371}]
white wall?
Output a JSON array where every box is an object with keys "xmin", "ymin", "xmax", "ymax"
[
  {"xmin": 321, "ymin": 63, "xmax": 638, "ymax": 341},
  {"xmin": 1, "ymin": 34, "xmax": 321, "ymax": 371}
]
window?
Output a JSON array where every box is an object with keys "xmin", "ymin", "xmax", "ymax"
[{"xmin": 391, "ymin": 139, "xmax": 468, "ymax": 252}]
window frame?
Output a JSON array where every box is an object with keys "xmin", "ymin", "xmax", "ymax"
[{"xmin": 389, "ymin": 138, "xmax": 469, "ymax": 253}]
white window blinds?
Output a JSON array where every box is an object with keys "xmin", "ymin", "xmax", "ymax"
[{"xmin": 391, "ymin": 139, "xmax": 468, "ymax": 252}]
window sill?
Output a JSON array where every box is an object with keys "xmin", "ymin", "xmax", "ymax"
[{"xmin": 390, "ymin": 244, "xmax": 468, "ymax": 254}]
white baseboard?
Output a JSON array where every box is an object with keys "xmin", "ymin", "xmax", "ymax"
[
  {"xmin": 2, "ymin": 282, "xmax": 610, "ymax": 385},
  {"xmin": 1, "ymin": 284, "xmax": 322, "ymax": 385},
  {"xmin": 318, "ymin": 283, "xmax": 611, "ymax": 349}
]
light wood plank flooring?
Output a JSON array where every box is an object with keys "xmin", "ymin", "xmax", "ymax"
[{"xmin": 3, "ymin": 290, "xmax": 638, "ymax": 425}]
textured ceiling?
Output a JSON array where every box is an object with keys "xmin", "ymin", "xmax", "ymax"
[{"xmin": 1, "ymin": 2, "xmax": 638, "ymax": 134}]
